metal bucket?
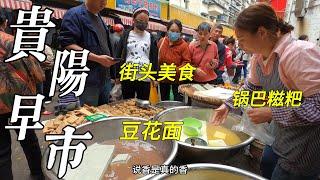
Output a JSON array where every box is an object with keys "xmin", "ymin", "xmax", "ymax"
[
  {"xmin": 42, "ymin": 117, "xmax": 178, "ymax": 180},
  {"xmin": 155, "ymin": 101, "xmax": 186, "ymax": 109},
  {"xmin": 154, "ymin": 106, "xmax": 254, "ymax": 164},
  {"xmin": 250, "ymin": 140, "xmax": 266, "ymax": 162},
  {"xmin": 151, "ymin": 163, "xmax": 266, "ymax": 180}
]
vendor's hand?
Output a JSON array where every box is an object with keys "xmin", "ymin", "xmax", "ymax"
[
  {"xmin": 152, "ymin": 81, "xmax": 159, "ymax": 87},
  {"xmin": 195, "ymin": 68, "xmax": 207, "ymax": 77},
  {"xmin": 206, "ymin": 59, "xmax": 218, "ymax": 70},
  {"xmin": 115, "ymin": 78, "xmax": 121, "ymax": 84},
  {"xmin": 234, "ymin": 59, "xmax": 241, "ymax": 63},
  {"xmin": 210, "ymin": 104, "xmax": 230, "ymax": 125},
  {"xmin": 98, "ymin": 55, "xmax": 119, "ymax": 68},
  {"xmin": 234, "ymin": 61, "xmax": 244, "ymax": 67},
  {"xmin": 247, "ymin": 107, "xmax": 272, "ymax": 124}
]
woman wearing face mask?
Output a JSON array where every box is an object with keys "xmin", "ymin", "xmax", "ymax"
[
  {"xmin": 211, "ymin": 3, "xmax": 320, "ymax": 180},
  {"xmin": 189, "ymin": 22, "xmax": 219, "ymax": 83},
  {"xmin": 158, "ymin": 19, "xmax": 191, "ymax": 101},
  {"xmin": 116, "ymin": 8, "xmax": 158, "ymax": 100}
]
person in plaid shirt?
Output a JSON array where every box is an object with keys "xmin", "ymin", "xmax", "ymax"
[
  {"xmin": 0, "ymin": 15, "xmax": 45, "ymax": 179},
  {"xmin": 211, "ymin": 3, "xmax": 320, "ymax": 180}
]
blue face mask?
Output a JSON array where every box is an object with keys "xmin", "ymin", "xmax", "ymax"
[{"xmin": 168, "ymin": 31, "xmax": 181, "ymax": 42}]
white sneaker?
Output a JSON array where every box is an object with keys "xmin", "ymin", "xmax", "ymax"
[{"xmin": 44, "ymin": 101, "xmax": 51, "ymax": 104}]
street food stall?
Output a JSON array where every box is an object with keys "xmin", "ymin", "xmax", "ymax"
[
  {"xmin": 3, "ymin": 0, "xmax": 320, "ymax": 179},
  {"xmin": 179, "ymin": 83, "xmax": 241, "ymax": 108},
  {"xmin": 42, "ymin": 99, "xmax": 165, "ymax": 134},
  {"xmin": 42, "ymin": 116, "xmax": 178, "ymax": 180},
  {"xmin": 41, "ymin": 85, "xmax": 265, "ymax": 180}
]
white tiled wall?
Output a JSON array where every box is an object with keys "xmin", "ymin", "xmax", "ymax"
[{"xmin": 286, "ymin": 0, "xmax": 320, "ymax": 44}]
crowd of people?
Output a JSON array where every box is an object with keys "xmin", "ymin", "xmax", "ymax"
[
  {"xmin": 57, "ymin": 3, "xmax": 252, "ymax": 106},
  {"xmin": 0, "ymin": 0, "xmax": 319, "ymax": 180}
]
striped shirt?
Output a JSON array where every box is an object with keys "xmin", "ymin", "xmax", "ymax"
[
  {"xmin": 225, "ymin": 33, "xmax": 320, "ymax": 176},
  {"xmin": 226, "ymin": 33, "xmax": 320, "ymax": 127},
  {"xmin": 58, "ymin": 92, "xmax": 79, "ymax": 105}
]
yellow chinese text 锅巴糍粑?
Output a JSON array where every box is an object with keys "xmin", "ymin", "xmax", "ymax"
[
  {"xmin": 251, "ymin": 91, "xmax": 267, "ymax": 107},
  {"xmin": 233, "ymin": 90, "xmax": 250, "ymax": 108}
]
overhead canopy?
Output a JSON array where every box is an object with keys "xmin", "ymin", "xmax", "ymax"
[
  {"xmin": 0, "ymin": 0, "xmax": 115, "ymax": 24},
  {"xmin": 0, "ymin": 0, "xmax": 196, "ymax": 35},
  {"xmin": 118, "ymin": 14, "xmax": 167, "ymax": 32},
  {"xmin": 118, "ymin": 14, "xmax": 197, "ymax": 35},
  {"xmin": 0, "ymin": 0, "xmax": 64, "ymax": 19}
]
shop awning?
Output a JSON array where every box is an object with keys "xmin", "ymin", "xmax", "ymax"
[
  {"xmin": 271, "ymin": 0, "xmax": 287, "ymax": 19},
  {"xmin": 222, "ymin": 25, "xmax": 235, "ymax": 37},
  {"xmin": 161, "ymin": 19, "xmax": 197, "ymax": 36},
  {"xmin": 0, "ymin": 0, "xmax": 32, "ymax": 10},
  {"xmin": 118, "ymin": 15, "xmax": 167, "ymax": 32},
  {"xmin": 0, "ymin": 0, "xmax": 120, "ymax": 26},
  {"xmin": 103, "ymin": 17, "xmax": 115, "ymax": 26},
  {"xmin": 0, "ymin": 0, "xmax": 66, "ymax": 19},
  {"xmin": 119, "ymin": 14, "xmax": 197, "ymax": 35},
  {"xmin": 47, "ymin": 6, "xmax": 66, "ymax": 19},
  {"xmin": 182, "ymin": 26, "xmax": 197, "ymax": 36}
]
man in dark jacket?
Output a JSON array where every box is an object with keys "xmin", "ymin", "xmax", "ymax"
[
  {"xmin": 210, "ymin": 24, "xmax": 226, "ymax": 85},
  {"xmin": 58, "ymin": 0, "xmax": 118, "ymax": 106}
]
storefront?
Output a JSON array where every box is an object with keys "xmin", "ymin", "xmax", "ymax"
[
  {"xmin": 257, "ymin": 0, "xmax": 287, "ymax": 19},
  {"xmin": 222, "ymin": 24, "xmax": 235, "ymax": 38},
  {"xmin": 108, "ymin": 0, "xmax": 197, "ymax": 36},
  {"xmin": 159, "ymin": 3, "xmax": 203, "ymax": 36},
  {"xmin": 271, "ymin": 0, "xmax": 287, "ymax": 18},
  {"xmin": 1, "ymin": 0, "xmax": 197, "ymax": 41}
]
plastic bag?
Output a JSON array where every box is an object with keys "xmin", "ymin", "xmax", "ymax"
[
  {"xmin": 110, "ymin": 84, "xmax": 122, "ymax": 102},
  {"xmin": 232, "ymin": 106, "xmax": 275, "ymax": 146},
  {"xmin": 222, "ymin": 71, "xmax": 234, "ymax": 85}
]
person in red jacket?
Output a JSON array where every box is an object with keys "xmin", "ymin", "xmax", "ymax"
[
  {"xmin": 158, "ymin": 19, "xmax": 191, "ymax": 101},
  {"xmin": 189, "ymin": 22, "xmax": 219, "ymax": 83},
  {"xmin": 222, "ymin": 36, "xmax": 243, "ymax": 78}
]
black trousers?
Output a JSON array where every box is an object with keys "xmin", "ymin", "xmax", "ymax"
[
  {"xmin": 160, "ymin": 83, "xmax": 183, "ymax": 101},
  {"xmin": 233, "ymin": 63, "xmax": 243, "ymax": 84},
  {"xmin": 0, "ymin": 111, "xmax": 43, "ymax": 180},
  {"xmin": 43, "ymin": 69, "xmax": 53, "ymax": 102},
  {"xmin": 213, "ymin": 69, "xmax": 225, "ymax": 85},
  {"xmin": 122, "ymin": 81, "xmax": 150, "ymax": 100}
]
